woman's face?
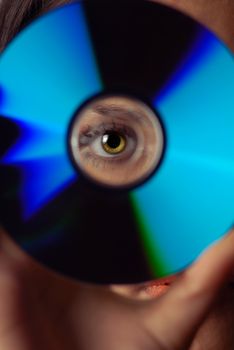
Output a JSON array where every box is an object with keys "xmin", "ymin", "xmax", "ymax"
[{"xmin": 2, "ymin": 1, "xmax": 234, "ymax": 349}]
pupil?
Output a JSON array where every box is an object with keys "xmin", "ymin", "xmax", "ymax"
[{"xmin": 105, "ymin": 133, "xmax": 121, "ymax": 149}]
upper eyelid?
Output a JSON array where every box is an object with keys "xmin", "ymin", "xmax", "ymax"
[{"xmin": 79, "ymin": 122, "xmax": 136, "ymax": 147}]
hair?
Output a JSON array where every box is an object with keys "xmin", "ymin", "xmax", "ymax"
[{"xmin": 0, "ymin": 0, "xmax": 71, "ymax": 51}]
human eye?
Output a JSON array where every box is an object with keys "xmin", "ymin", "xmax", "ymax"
[
  {"xmin": 69, "ymin": 96, "xmax": 164, "ymax": 189},
  {"xmin": 79, "ymin": 121, "xmax": 137, "ymax": 161}
]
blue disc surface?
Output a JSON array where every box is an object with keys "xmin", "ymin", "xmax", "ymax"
[{"xmin": 0, "ymin": 0, "xmax": 233, "ymax": 284}]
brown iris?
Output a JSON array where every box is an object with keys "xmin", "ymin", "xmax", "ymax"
[{"xmin": 102, "ymin": 132, "xmax": 126, "ymax": 155}]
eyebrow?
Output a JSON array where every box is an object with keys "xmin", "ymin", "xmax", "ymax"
[{"xmin": 91, "ymin": 104, "xmax": 145, "ymax": 123}]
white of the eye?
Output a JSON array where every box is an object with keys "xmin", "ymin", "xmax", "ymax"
[{"xmin": 90, "ymin": 135, "xmax": 136, "ymax": 158}]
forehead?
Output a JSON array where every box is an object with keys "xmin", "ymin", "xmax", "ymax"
[{"xmin": 154, "ymin": 0, "xmax": 234, "ymax": 51}]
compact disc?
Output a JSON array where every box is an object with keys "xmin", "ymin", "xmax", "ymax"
[{"xmin": 0, "ymin": 0, "xmax": 234, "ymax": 284}]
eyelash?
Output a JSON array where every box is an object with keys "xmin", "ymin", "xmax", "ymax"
[
  {"xmin": 79, "ymin": 122, "xmax": 137, "ymax": 167},
  {"xmin": 79, "ymin": 122, "xmax": 136, "ymax": 147}
]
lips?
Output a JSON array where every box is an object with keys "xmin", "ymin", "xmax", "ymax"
[
  {"xmin": 135, "ymin": 275, "xmax": 178, "ymax": 299},
  {"xmin": 110, "ymin": 274, "xmax": 178, "ymax": 299}
]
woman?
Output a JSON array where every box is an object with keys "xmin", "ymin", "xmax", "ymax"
[{"xmin": 0, "ymin": 1, "xmax": 234, "ymax": 349}]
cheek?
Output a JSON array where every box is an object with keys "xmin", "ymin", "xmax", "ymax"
[{"xmin": 190, "ymin": 287, "xmax": 234, "ymax": 350}]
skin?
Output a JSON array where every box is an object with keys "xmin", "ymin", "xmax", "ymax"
[
  {"xmin": 0, "ymin": 229, "xmax": 234, "ymax": 350},
  {"xmin": 0, "ymin": 1, "xmax": 234, "ymax": 349},
  {"xmin": 74, "ymin": 96, "xmax": 162, "ymax": 187},
  {"xmin": 155, "ymin": 0, "xmax": 234, "ymax": 51}
]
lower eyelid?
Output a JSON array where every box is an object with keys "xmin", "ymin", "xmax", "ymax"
[{"xmin": 82, "ymin": 150, "xmax": 131, "ymax": 169}]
